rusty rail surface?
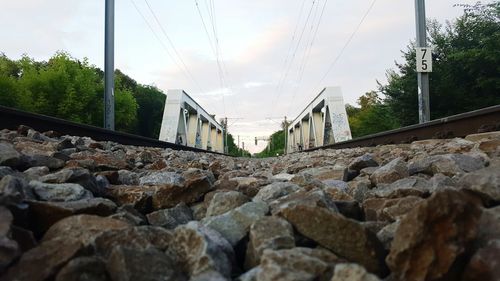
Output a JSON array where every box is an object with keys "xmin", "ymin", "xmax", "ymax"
[
  {"xmin": 0, "ymin": 105, "xmax": 227, "ymax": 155},
  {"xmin": 304, "ymin": 105, "xmax": 500, "ymax": 152}
]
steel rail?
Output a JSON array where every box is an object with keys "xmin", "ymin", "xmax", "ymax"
[
  {"xmin": 304, "ymin": 104, "xmax": 500, "ymax": 152},
  {"xmin": 0, "ymin": 105, "xmax": 227, "ymax": 155}
]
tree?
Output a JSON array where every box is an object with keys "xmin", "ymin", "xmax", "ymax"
[
  {"xmin": 346, "ymin": 91, "xmax": 399, "ymax": 138},
  {"xmin": 226, "ymin": 133, "xmax": 251, "ymax": 157},
  {"xmin": 255, "ymin": 129, "xmax": 286, "ymax": 158},
  {"xmin": 115, "ymin": 70, "xmax": 166, "ymax": 138},
  {"xmin": 380, "ymin": 2, "xmax": 500, "ymax": 126}
]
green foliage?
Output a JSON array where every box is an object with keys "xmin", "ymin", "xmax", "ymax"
[
  {"xmin": 346, "ymin": 91, "xmax": 399, "ymax": 138},
  {"xmin": 226, "ymin": 133, "xmax": 251, "ymax": 157},
  {"xmin": 0, "ymin": 52, "xmax": 166, "ymax": 138},
  {"xmin": 255, "ymin": 129, "xmax": 286, "ymax": 158},
  {"xmin": 380, "ymin": 2, "xmax": 500, "ymax": 126}
]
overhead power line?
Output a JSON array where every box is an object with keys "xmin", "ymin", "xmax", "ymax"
[
  {"xmin": 286, "ymin": 0, "xmax": 329, "ymax": 116},
  {"xmin": 143, "ymin": 0, "xmax": 203, "ymax": 92},
  {"xmin": 316, "ymin": 0, "xmax": 378, "ymax": 87},
  {"xmin": 129, "ymin": 0, "xmax": 221, "ymax": 113},
  {"xmin": 273, "ymin": 0, "xmax": 317, "ymax": 107},
  {"xmin": 194, "ymin": 0, "xmax": 226, "ymax": 116},
  {"xmin": 289, "ymin": 0, "xmax": 377, "ymax": 117}
]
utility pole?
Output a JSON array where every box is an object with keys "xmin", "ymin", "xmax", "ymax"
[
  {"xmin": 284, "ymin": 116, "xmax": 287, "ymax": 155},
  {"xmin": 224, "ymin": 117, "xmax": 228, "ymax": 153},
  {"xmin": 415, "ymin": 0, "xmax": 430, "ymax": 123},
  {"xmin": 104, "ymin": 0, "xmax": 115, "ymax": 130},
  {"xmin": 237, "ymin": 135, "xmax": 240, "ymax": 156},
  {"xmin": 223, "ymin": 117, "xmax": 243, "ymax": 154}
]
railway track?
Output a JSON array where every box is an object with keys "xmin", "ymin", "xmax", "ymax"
[
  {"xmin": 305, "ymin": 104, "xmax": 500, "ymax": 152},
  {"xmin": 1, "ymin": 105, "xmax": 499, "ymax": 156},
  {"xmin": 0, "ymin": 105, "xmax": 226, "ymax": 155}
]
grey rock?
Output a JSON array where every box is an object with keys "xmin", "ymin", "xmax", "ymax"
[
  {"xmin": 269, "ymin": 188, "xmax": 338, "ymax": 215},
  {"xmin": 322, "ymin": 180, "xmax": 349, "ymax": 192},
  {"xmin": 333, "ymin": 200, "xmax": 364, "ymax": 221},
  {"xmin": 55, "ymin": 256, "xmax": 109, "ymax": 281},
  {"xmin": 23, "ymin": 154, "xmax": 65, "ymax": 170},
  {"xmin": 299, "ymin": 165, "xmax": 348, "ymax": 182},
  {"xmin": 331, "ymin": 263, "xmax": 381, "ymax": 281},
  {"xmin": 349, "ymin": 154, "xmax": 379, "ymax": 171},
  {"xmin": 370, "ymin": 158, "xmax": 409, "ymax": 186},
  {"xmin": 291, "ymin": 173, "xmax": 326, "ymax": 190},
  {"xmin": 27, "ymin": 129, "xmax": 49, "ymax": 142},
  {"xmin": 147, "ymin": 203, "xmax": 193, "ymax": 229},
  {"xmin": 171, "ymin": 221, "xmax": 234, "ymax": 278},
  {"xmin": 28, "ymin": 198, "xmax": 117, "ymax": 233},
  {"xmin": 0, "ymin": 175, "xmax": 34, "ymax": 205},
  {"xmin": 367, "ymin": 177, "xmax": 431, "ymax": 199},
  {"xmin": 95, "ymin": 175, "xmax": 110, "ymax": 190},
  {"xmin": 56, "ymin": 138, "xmax": 75, "ymax": 151},
  {"xmin": 40, "ymin": 168, "xmax": 102, "ymax": 196},
  {"xmin": 183, "ymin": 168, "xmax": 216, "ymax": 185},
  {"xmin": 459, "ymin": 165, "xmax": 500, "ymax": 202},
  {"xmin": 348, "ymin": 177, "xmax": 372, "ymax": 203},
  {"xmin": 0, "ymin": 166, "xmax": 15, "ymax": 179},
  {"xmin": 109, "ymin": 204, "xmax": 148, "ymax": 225},
  {"xmin": 0, "ymin": 142, "xmax": 21, "ymax": 167},
  {"xmin": 0, "ymin": 206, "xmax": 20, "ymax": 272},
  {"xmin": 245, "ymin": 216, "xmax": 295, "ymax": 269},
  {"xmin": 360, "ymin": 167, "xmax": 379, "ymax": 177},
  {"xmin": 253, "ymin": 182, "xmax": 301, "ymax": 204},
  {"xmin": 408, "ymin": 153, "xmax": 485, "ymax": 177},
  {"xmin": 30, "ymin": 180, "xmax": 93, "ymax": 202},
  {"xmin": 117, "ymin": 169, "xmax": 140, "ymax": 185},
  {"xmin": 361, "ymin": 221, "xmax": 389, "ymax": 235},
  {"xmin": 107, "ymin": 246, "xmax": 185, "ymax": 281},
  {"xmin": 272, "ymin": 173, "xmax": 295, "ymax": 181},
  {"xmin": 190, "ymin": 202, "xmax": 207, "ymax": 221},
  {"xmin": 206, "ymin": 191, "xmax": 249, "ymax": 217},
  {"xmin": 202, "ymin": 201, "xmax": 269, "ymax": 246},
  {"xmin": 139, "ymin": 171, "xmax": 184, "ymax": 185},
  {"xmin": 23, "ymin": 166, "xmax": 50, "ymax": 180},
  {"xmin": 95, "ymin": 226, "xmax": 173, "ymax": 258},
  {"xmin": 277, "ymin": 203, "xmax": 387, "ymax": 276},
  {"xmin": 377, "ymin": 220, "xmax": 400, "ymax": 251},
  {"xmin": 235, "ymin": 267, "xmax": 261, "ymax": 281},
  {"xmin": 256, "ymin": 247, "xmax": 341, "ymax": 281},
  {"xmin": 189, "ymin": 271, "xmax": 229, "ymax": 281}
]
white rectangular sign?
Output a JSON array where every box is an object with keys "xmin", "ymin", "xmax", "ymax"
[{"xmin": 416, "ymin": 47, "xmax": 432, "ymax": 72}]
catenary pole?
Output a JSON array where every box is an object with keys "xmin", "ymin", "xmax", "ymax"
[
  {"xmin": 284, "ymin": 116, "xmax": 287, "ymax": 155},
  {"xmin": 224, "ymin": 117, "xmax": 228, "ymax": 153},
  {"xmin": 104, "ymin": 0, "xmax": 115, "ymax": 130},
  {"xmin": 415, "ymin": 0, "xmax": 430, "ymax": 123}
]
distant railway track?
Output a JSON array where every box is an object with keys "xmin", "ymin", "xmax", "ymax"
[
  {"xmin": 304, "ymin": 105, "xmax": 500, "ymax": 152},
  {"xmin": 1, "ymin": 105, "xmax": 499, "ymax": 156},
  {"xmin": 0, "ymin": 105, "xmax": 226, "ymax": 155}
]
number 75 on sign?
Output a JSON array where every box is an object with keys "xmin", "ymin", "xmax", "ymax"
[{"xmin": 416, "ymin": 47, "xmax": 433, "ymax": 72}]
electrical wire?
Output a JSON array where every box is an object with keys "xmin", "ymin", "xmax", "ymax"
[
  {"xmin": 130, "ymin": 0, "xmax": 220, "ymax": 113},
  {"xmin": 194, "ymin": 0, "xmax": 226, "ymax": 117},
  {"xmin": 143, "ymin": 0, "xmax": 203, "ymax": 93},
  {"xmin": 316, "ymin": 0, "xmax": 378, "ymax": 87},
  {"xmin": 286, "ymin": 0, "xmax": 329, "ymax": 116},
  {"xmin": 273, "ymin": 0, "xmax": 317, "ymax": 107},
  {"xmin": 289, "ymin": 0, "xmax": 377, "ymax": 117}
]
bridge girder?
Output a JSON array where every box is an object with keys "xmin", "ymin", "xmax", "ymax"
[
  {"xmin": 159, "ymin": 89, "xmax": 224, "ymax": 153},
  {"xmin": 286, "ymin": 87, "xmax": 352, "ymax": 153}
]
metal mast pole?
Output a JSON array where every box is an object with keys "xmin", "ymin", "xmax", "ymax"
[
  {"xmin": 224, "ymin": 117, "xmax": 228, "ymax": 154},
  {"xmin": 104, "ymin": 0, "xmax": 115, "ymax": 130},
  {"xmin": 415, "ymin": 0, "xmax": 430, "ymax": 123},
  {"xmin": 284, "ymin": 116, "xmax": 287, "ymax": 155}
]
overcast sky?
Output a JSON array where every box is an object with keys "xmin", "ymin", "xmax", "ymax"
[{"xmin": 0, "ymin": 0, "xmax": 483, "ymax": 153}]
